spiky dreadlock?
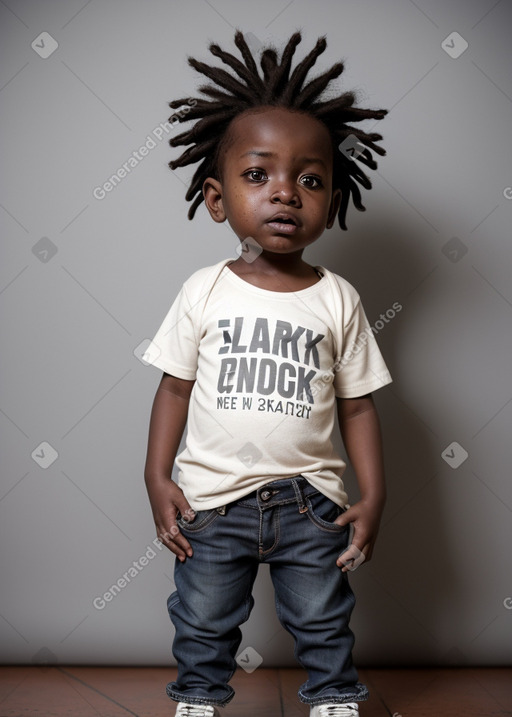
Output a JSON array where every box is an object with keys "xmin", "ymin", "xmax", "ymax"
[{"xmin": 167, "ymin": 29, "xmax": 388, "ymax": 230}]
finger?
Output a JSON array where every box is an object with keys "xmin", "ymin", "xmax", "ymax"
[
  {"xmin": 177, "ymin": 506, "xmax": 197, "ymax": 525},
  {"xmin": 157, "ymin": 524, "xmax": 193, "ymax": 560},
  {"xmin": 345, "ymin": 521, "xmax": 370, "ymax": 553},
  {"xmin": 350, "ymin": 540, "xmax": 373, "ymax": 568},
  {"xmin": 336, "ymin": 542, "xmax": 366, "ymax": 572},
  {"xmin": 174, "ymin": 532, "xmax": 193, "ymax": 558},
  {"xmin": 175, "ymin": 499, "xmax": 196, "ymax": 524},
  {"xmin": 157, "ymin": 525, "xmax": 183, "ymax": 556},
  {"xmin": 170, "ymin": 512, "xmax": 195, "ymax": 555}
]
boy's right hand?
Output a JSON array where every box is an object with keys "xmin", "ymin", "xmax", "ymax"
[{"xmin": 148, "ymin": 478, "xmax": 196, "ymax": 562}]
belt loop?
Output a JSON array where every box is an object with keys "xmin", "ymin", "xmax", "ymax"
[{"xmin": 291, "ymin": 476, "xmax": 308, "ymax": 513}]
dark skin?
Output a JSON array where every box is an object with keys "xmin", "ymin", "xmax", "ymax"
[{"xmin": 144, "ymin": 106, "xmax": 386, "ymax": 570}]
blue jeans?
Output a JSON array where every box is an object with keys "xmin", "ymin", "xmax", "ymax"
[{"xmin": 166, "ymin": 475, "xmax": 369, "ymax": 707}]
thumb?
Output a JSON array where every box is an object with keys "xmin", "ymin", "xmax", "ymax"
[
  {"xmin": 176, "ymin": 499, "xmax": 196, "ymax": 524},
  {"xmin": 335, "ymin": 506, "xmax": 354, "ymax": 528}
]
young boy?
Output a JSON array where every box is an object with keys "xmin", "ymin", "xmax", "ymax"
[{"xmin": 143, "ymin": 30, "xmax": 392, "ymax": 717}]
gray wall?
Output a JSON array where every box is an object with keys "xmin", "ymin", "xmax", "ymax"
[{"xmin": 1, "ymin": 0, "xmax": 511, "ymax": 668}]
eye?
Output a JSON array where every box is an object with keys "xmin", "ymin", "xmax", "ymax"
[
  {"xmin": 244, "ymin": 169, "xmax": 267, "ymax": 182},
  {"xmin": 300, "ymin": 175, "xmax": 323, "ymax": 189}
]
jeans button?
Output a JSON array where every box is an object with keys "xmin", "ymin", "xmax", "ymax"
[{"xmin": 260, "ymin": 490, "xmax": 271, "ymax": 501}]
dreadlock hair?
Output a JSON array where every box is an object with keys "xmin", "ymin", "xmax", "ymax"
[{"xmin": 167, "ymin": 29, "xmax": 388, "ymax": 230}]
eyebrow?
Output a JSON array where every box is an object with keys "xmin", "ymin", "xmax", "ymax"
[{"xmin": 240, "ymin": 150, "xmax": 327, "ymax": 169}]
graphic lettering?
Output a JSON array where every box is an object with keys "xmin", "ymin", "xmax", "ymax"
[{"xmin": 216, "ymin": 317, "xmax": 327, "ymax": 419}]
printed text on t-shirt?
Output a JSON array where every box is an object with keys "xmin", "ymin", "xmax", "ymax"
[{"xmin": 216, "ymin": 317, "xmax": 326, "ymax": 417}]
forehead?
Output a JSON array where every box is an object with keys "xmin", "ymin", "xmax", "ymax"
[{"xmin": 225, "ymin": 107, "xmax": 333, "ymax": 163}]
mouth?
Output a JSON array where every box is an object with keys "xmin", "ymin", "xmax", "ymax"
[{"xmin": 265, "ymin": 213, "xmax": 299, "ymax": 235}]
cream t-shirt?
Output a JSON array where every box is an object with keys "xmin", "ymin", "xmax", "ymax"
[{"xmin": 143, "ymin": 258, "xmax": 392, "ymax": 510}]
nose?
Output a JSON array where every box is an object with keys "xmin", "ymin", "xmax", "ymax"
[{"xmin": 270, "ymin": 176, "xmax": 300, "ymax": 206}]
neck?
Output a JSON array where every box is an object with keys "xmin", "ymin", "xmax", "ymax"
[{"xmin": 245, "ymin": 250, "xmax": 308, "ymax": 274}]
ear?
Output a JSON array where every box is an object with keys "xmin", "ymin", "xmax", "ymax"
[
  {"xmin": 326, "ymin": 187, "xmax": 342, "ymax": 229},
  {"xmin": 202, "ymin": 177, "xmax": 226, "ymax": 223}
]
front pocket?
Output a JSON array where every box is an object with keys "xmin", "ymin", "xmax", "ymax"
[
  {"xmin": 304, "ymin": 491, "xmax": 348, "ymax": 533},
  {"xmin": 177, "ymin": 508, "xmax": 219, "ymax": 533}
]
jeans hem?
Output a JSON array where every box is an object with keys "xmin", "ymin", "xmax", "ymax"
[
  {"xmin": 166, "ymin": 683, "xmax": 234, "ymax": 707},
  {"xmin": 298, "ymin": 682, "xmax": 369, "ymax": 705}
]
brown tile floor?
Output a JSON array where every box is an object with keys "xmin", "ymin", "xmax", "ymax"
[{"xmin": 0, "ymin": 666, "xmax": 510, "ymax": 716}]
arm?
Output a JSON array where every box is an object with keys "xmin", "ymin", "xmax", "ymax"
[
  {"xmin": 334, "ymin": 393, "xmax": 386, "ymax": 571},
  {"xmin": 144, "ymin": 372, "xmax": 196, "ymax": 562}
]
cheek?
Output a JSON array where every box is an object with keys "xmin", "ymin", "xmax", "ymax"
[
  {"xmin": 235, "ymin": 194, "xmax": 261, "ymax": 217},
  {"xmin": 224, "ymin": 196, "xmax": 259, "ymax": 230},
  {"xmin": 308, "ymin": 202, "xmax": 329, "ymax": 222}
]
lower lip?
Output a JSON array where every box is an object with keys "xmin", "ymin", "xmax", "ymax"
[{"xmin": 266, "ymin": 221, "xmax": 298, "ymax": 235}]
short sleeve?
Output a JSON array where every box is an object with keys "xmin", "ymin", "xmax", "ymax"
[
  {"xmin": 333, "ymin": 298, "xmax": 392, "ymax": 398},
  {"xmin": 142, "ymin": 283, "xmax": 199, "ymax": 380}
]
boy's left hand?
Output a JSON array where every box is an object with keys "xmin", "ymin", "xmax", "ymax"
[{"xmin": 334, "ymin": 499, "xmax": 384, "ymax": 572}]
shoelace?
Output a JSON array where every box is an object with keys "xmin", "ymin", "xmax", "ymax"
[
  {"xmin": 316, "ymin": 704, "xmax": 359, "ymax": 717},
  {"xmin": 177, "ymin": 705, "xmax": 216, "ymax": 717}
]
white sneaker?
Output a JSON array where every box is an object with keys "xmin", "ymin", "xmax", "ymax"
[
  {"xmin": 310, "ymin": 703, "xmax": 359, "ymax": 716},
  {"xmin": 175, "ymin": 703, "xmax": 221, "ymax": 716}
]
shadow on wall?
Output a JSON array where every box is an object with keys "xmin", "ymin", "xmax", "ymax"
[
  {"xmin": 234, "ymin": 209, "xmax": 487, "ymax": 666},
  {"xmin": 326, "ymin": 211, "xmax": 466, "ymax": 666}
]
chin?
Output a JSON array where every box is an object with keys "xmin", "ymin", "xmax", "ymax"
[{"xmin": 263, "ymin": 243, "xmax": 297, "ymax": 253}]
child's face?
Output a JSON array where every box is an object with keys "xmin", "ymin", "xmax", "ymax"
[{"xmin": 203, "ymin": 107, "xmax": 341, "ymax": 257}]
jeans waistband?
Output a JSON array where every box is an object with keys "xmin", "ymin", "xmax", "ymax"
[{"xmin": 234, "ymin": 475, "xmax": 316, "ymax": 513}]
